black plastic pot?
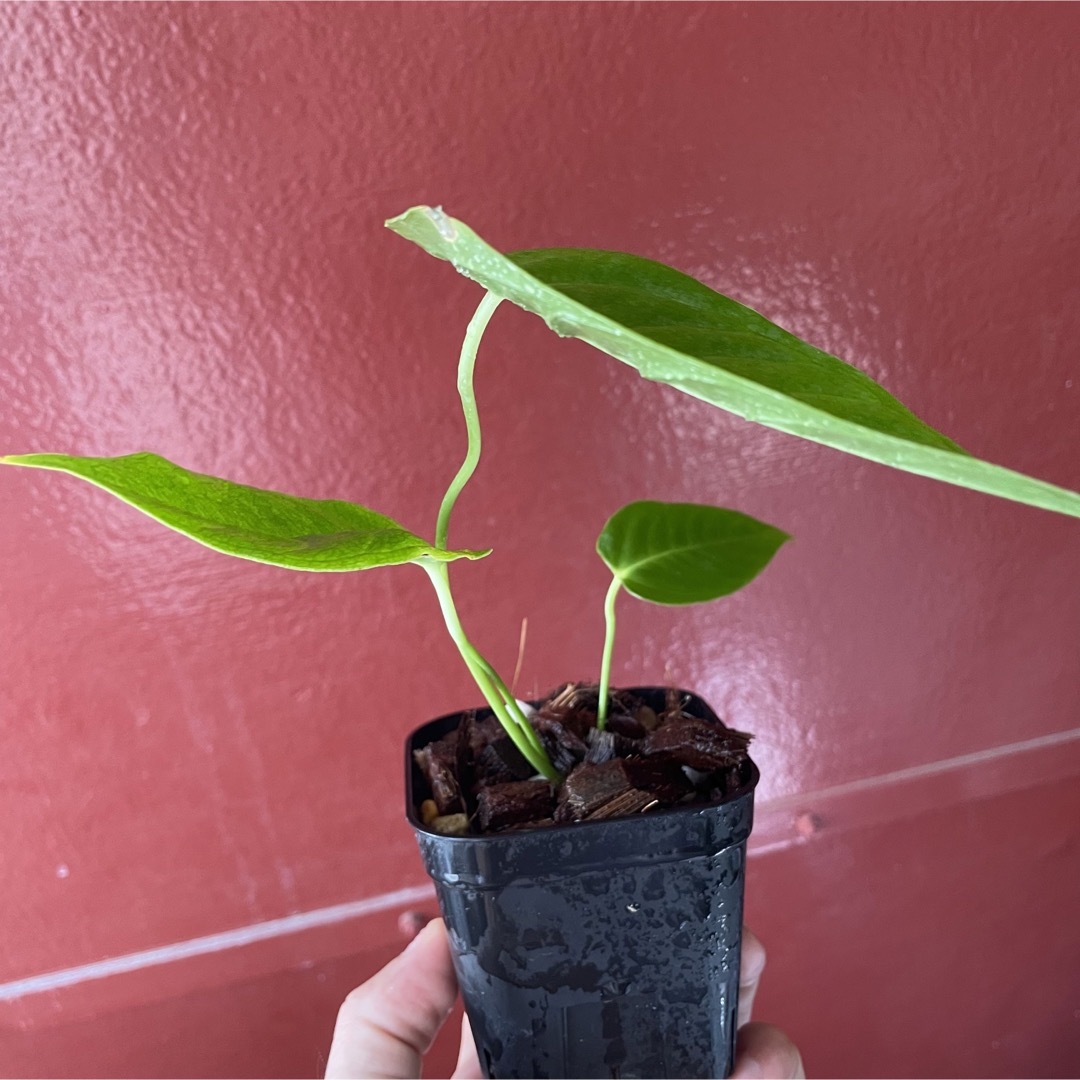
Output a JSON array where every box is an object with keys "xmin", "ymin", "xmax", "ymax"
[{"xmin": 406, "ymin": 687, "xmax": 759, "ymax": 1080}]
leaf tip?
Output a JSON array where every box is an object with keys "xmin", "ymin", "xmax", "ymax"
[
  {"xmin": 384, "ymin": 205, "xmax": 460, "ymax": 244},
  {"xmin": 422, "ymin": 544, "xmax": 493, "ymax": 565},
  {"xmin": 383, "ymin": 208, "xmax": 412, "ymax": 231},
  {"xmin": 461, "ymin": 546, "xmax": 492, "ymax": 561}
]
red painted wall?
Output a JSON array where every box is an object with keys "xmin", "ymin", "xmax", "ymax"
[{"xmin": 1, "ymin": 4, "xmax": 1078, "ymax": 1076}]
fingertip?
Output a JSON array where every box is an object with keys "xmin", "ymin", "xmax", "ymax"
[
  {"xmin": 404, "ymin": 915, "xmax": 450, "ymax": 958},
  {"xmin": 397, "ymin": 909, "xmax": 434, "ymax": 942},
  {"xmin": 325, "ymin": 917, "xmax": 458, "ymax": 1079},
  {"xmin": 731, "ymin": 1021, "xmax": 805, "ymax": 1080},
  {"xmin": 452, "ymin": 1011, "xmax": 484, "ymax": 1079},
  {"xmin": 738, "ymin": 926, "xmax": 767, "ymax": 1027},
  {"xmin": 741, "ymin": 926, "xmax": 767, "ymax": 984}
]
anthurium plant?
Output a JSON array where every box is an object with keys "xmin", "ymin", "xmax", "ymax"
[{"xmin": 5, "ymin": 206, "xmax": 1079, "ymax": 783}]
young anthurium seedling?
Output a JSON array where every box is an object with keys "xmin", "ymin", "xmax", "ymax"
[
  {"xmin": 594, "ymin": 501, "xmax": 789, "ymax": 728},
  {"xmin": 5, "ymin": 205, "xmax": 1079, "ymax": 788}
]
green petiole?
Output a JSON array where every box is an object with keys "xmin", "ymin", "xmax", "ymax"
[
  {"xmin": 422, "ymin": 559, "xmax": 559, "ymax": 782},
  {"xmin": 429, "ymin": 291, "xmax": 558, "ymax": 781},
  {"xmin": 596, "ymin": 577, "xmax": 622, "ymax": 730},
  {"xmin": 435, "ymin": 291, "xmax": 503, "ymax": 550}
]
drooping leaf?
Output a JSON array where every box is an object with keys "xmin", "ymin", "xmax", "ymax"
[
  {"xmin": 386, "ymin": 206, "xmax": 1080, "ymax": 521},
  {"xmin": 597, "ymin": 500, "xmax": 789, "ymax": 605},
  {"xmin": 1, "ymin": 452, "xmax": 488, "ymax": 571}
]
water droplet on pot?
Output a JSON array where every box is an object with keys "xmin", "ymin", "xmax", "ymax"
[{"xmin": 626, "ymin": 902, "xmax": 641, "ymax": 913}]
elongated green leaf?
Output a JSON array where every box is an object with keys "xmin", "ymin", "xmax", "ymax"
[
  {"xmin": 597, "ymin": 500, "xmax": 788, "ymax": 604},
  {"xmin": 1, "ymin": 452, "xmax": 488, "ymax": 571},
  {"xmin": 386, "ymin": 206, "xmax": 1080, "ymax": 520}
]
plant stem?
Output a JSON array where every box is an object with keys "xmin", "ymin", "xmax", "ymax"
[
  {"xmin": 472, "ymin": 654, "xmax": 548, "ymax": 758},
  {"xmin": 422, "ymin": 560, "xmax": 559, "ymax": 783},
  {"xmin": 427, "ymin": 291, "xmax": 557, "ymax": 779},
  {"xmin": 596, "ymin": 576, "xmax": 622, "ymax": 730},
  {"xmin": 435, "ymin": 291, "xmax": 503, "ymax": 550}
]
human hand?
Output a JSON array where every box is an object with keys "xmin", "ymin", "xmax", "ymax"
[
  {"xmin": 325, "ymin": 916, "xmax": 480, "ymax": 1079},
  {"xmin": 325, "ymin": 917, "xmax": 803, "ymax": 1079},
  {"xmin": 731, "ymin": 927, "xmax": 805, "ymax": 1079}
]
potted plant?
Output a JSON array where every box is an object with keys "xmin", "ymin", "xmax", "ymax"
[{"xmin": 4, "ymin": 206, "xmax": 1078, "ymax": 1079}]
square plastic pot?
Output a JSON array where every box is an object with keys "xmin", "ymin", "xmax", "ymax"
[{"xmin": 406, "ymin": 687, "xmax": 759, "ymax": 1079}]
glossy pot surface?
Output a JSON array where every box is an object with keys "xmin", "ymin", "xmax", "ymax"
[{"xmin": 406, "ymin": 688, "xmax": 759, "ymax": 1079}]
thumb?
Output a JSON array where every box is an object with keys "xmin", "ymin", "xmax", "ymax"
[
  {"xmin": 731, "ymin": 1021, "xmax": 805, "ymax": 1079},
  {"xmin": 325, "ymin": 918, "xmax": 458, "ymax": 1079}
]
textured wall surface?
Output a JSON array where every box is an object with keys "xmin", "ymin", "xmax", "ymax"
[{"xmin": 0, "ymin": 3, "xmax": 1077, "ymax": 1076}]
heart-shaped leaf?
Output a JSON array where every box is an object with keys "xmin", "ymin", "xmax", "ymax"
[
  {"xmin": 597, "ymin": 500, "xmax": 789, "ymax": 605},
  {"xmin": 386, "ymin": 206, "xmax": 1080, "ymax": 520},
  {"xmin": 1, "ymin": 452, "xmax": 488, "ymax": 571}
]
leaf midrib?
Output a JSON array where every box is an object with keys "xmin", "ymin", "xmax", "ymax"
[
  {"xmin": 611, "ymin": 533, "xmax": 760, "ymax": 578},
  {"xmin": 386, "ymin": 208, "xmax": 1080, "ymax": 520}
]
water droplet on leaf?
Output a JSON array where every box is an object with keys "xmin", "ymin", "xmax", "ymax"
[
  {"xmin": 425, "ymin": 206, "xmax": 458, "ymax": 243},
  {"xmin": 546, "ymin": 315, "xmax": 581, "ymax": 338}
]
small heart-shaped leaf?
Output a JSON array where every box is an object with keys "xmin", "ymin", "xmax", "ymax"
[
  {"xmin": 597, "ymin": 500, "xmax": 789, "ymax": 605},
  {"xmin": 1, "ymin": 452, "xmax": 487, "ymax": 571}
]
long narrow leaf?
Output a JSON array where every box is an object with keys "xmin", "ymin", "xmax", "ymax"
[
  {"xmin": 386, "ymin": 206, "xmax": 1080, "ymax": 520},
  {"xmin": 1, "ymin": 452, "xmax": 488, "ymax": 571}
]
